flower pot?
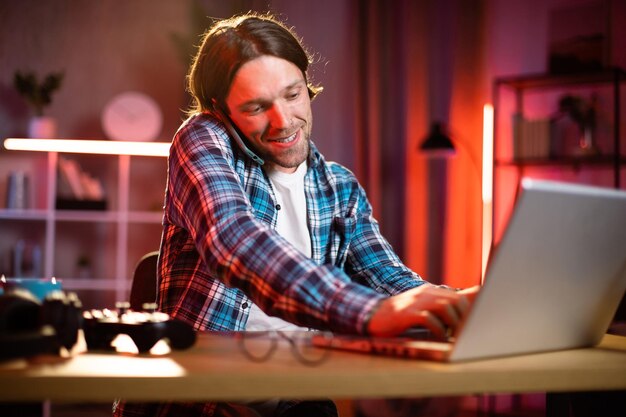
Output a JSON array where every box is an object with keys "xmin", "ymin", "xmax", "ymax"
[{"xmin": 28, "ymin": 116, "xmax": 57, "ymax": 138}]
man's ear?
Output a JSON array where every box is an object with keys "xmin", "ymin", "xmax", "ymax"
[{"xmin": 308, "ymin": 83, "xmax": 323, "ymax": 100}]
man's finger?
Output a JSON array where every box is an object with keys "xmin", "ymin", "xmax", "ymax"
[
  {"xmin": 414, "ymin": 311, "xmax": 447, "ymax": 339},
  {"xmin": 434, "ymin": 299, "xmax": 461, "ymax": 328}
]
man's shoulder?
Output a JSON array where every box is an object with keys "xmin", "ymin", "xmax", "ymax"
[
  {"xmin": 176, "ymin": 112, "xmax": 226, "ymax": 140},
  {"xmin": 312, "ymin": 151, "xmax": 358, "ymax": 185},
  {"xmin": 324, "ymin": 159, "xmax": 355, "ymax": 176},
  {"xmin": 173, "ymin": 113, "xmax": 235, "ymax": 154}
]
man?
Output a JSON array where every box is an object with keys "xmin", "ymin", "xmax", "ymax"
[{"xmin": 114, "ymin": 12, "xmax": 477, "ymax": 417}]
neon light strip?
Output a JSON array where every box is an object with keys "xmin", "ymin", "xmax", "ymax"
[
  {"xmin": 3, "ymin": 138, "xmax": 170, "ymax": 157},
  {"xmin": 482, "ymin": 104, "xmax": 494, "ymax": 204},
  {"xmin": 481, "ymin": 104, "xmax": 494, "ymax": 283}
]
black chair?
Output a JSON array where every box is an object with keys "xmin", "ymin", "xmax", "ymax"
[{"xmin": 129, "ymin": 251, "xmax": 159, "ymax": 311}]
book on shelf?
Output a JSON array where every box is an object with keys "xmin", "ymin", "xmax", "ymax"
[
  {"xmin": 512, "ymin": 113, "xmax": 551, "ymax": 160},
  {"xmin": 57, "ymin": 156, "xmax": 105, "ymax": 202},
  {"xmin": 58, "ymin": 156, "xmax": 85, "ymax": 199}
]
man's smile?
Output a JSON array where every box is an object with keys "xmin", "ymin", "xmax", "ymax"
[{"xmin": 266, "ymin": 130, "xmax": 300, "ymax": 146}]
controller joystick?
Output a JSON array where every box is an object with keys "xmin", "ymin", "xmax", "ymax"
[{"xmin": 82, "ymin": 304, "xmax": 196, "ymax": 353}]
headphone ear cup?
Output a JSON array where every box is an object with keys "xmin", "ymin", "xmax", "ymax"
[
  {"xmin": 0, "ymin": 289, "xmax": 41, "ymax": 333},
  {"xmin": 0, "ymin": 290, "xmax": 59, "ymax": 360}
]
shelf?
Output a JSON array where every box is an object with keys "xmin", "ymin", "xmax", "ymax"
[
  {"xmin": 56, "ymin": 278, "xmax": 131, "ymax": 291},
  {"xmin": 0, "ymin": 209, "xmax": 49, "ymax": 220},
  {"xmin": 495, "ymin": 155, "xmax": 626, "ymax": 168},
  {"xmin": 127, "ymin": 211, "xmax": 163, "ymax": 223},
  {"xmin": 55, "ymin": 210, "xmax": 162, "ymax": 223},
  {"xmin": 0, "ymin": 208, "xmax": 163, "ymax": 223},
  {"xmin": 54, "ymin": 210, "xmax": 123, "ymax": 222},
  {"xmin": 495, "ymin": 68, "xmax": 626, "ymax": 90}
]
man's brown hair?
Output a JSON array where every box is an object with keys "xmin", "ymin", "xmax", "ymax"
[{"xmin": 187, "ymin": 13, "xmax": 322, "ymax": 115}]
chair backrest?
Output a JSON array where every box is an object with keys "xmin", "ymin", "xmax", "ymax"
[{"xmin": 129, "ymin": 251, "xmax": 159, "ymax": 311}]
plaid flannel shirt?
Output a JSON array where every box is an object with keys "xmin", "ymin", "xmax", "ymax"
[
  {"xmin": 114, "ymin": 114, "xmax": 425, "ymax": 417},
  {"xmin": 157, "ymin": 113, "xmax": 424, "ymax": 334}
]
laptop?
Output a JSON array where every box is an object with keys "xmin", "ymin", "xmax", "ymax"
[{"xmin": 312, "ymin": 178, "xmax": 626, "ymax": 362}]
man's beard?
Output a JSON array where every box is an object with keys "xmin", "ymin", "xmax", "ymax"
[{"xmin": 260, "ymin": 136, "xmax": 310, "ymax": 170}]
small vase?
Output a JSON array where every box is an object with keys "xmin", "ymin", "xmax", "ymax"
[{"xmin": 28, "ymin": 116, "xmax": 57, "ymax": 138}]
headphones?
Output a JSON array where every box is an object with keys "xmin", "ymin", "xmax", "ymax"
[{"xmin": 0, "ymin": 289, "xmax": 82, "ymax": 360}]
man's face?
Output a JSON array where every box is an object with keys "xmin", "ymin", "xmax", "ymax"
[{"xmin": 225, "ymin": 55, "xmax": 313, "ymax": 173}]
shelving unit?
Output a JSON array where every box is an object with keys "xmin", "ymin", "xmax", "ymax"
[
  {"xmin": 492, "ymin": 68, "xmax": 625, "ymax": 242},
  {"xmin": 0, "ymin": 139, "xmax": 168, "ymax": 308}
]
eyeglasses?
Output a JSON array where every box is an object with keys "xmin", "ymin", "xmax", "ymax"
[{"xmin": 235, "ymin": 330, "xmax": 330, "ymax": 366}]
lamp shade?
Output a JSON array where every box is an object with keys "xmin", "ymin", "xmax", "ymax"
[{"xmin": 419, "ymin": 122, "xmax": 456, "ymax": 155}]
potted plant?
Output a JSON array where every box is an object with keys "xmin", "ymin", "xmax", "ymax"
[
  {"xmin": 76, "ymin": 254, "xmax": 92, "ymax": 279},
  {"xmin": 13, "ymin": 70, "xmax": 64, "ymax": 138}
]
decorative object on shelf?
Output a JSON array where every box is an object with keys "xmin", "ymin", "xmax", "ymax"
[
  {"xmin": 511, "ymin": 114, "xmax": 551, "ymax": 160},
  {"xmin": 13, "ymin": 70, "xmax": 64, "ymax": 138},
  {"xmin": 56, "ymin": 156, "xmax": 106, "ymax": 210},
  {"xmin": 75, "ymin": 255, "xmax": 92, "ymax": 279},
  {"xmin": 10, "ymin": 240, "xmax": 43, "ymax": 279},
  {"xmin": 552, "ymin": 93, "xmax": 600, "ymax": 158},
  {"xmin": 101, "ymin": 91, "xmax": 163, "ymax": 141},
  {"xmin": 57, "ymin": 156, "xmax": 105, "ymax": 200},
  {"xmin": 27, "ymin": 117, "xmax": 58, "ymax": 139}
]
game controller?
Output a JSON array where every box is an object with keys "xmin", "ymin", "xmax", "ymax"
[{"xmin": 82, "ymin": 303, "xmax": 196, "ymax": 353}]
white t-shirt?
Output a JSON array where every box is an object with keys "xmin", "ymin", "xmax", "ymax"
[{"xmin": 245, "ymin": 162, "xmax": 311, "ymax": 331}]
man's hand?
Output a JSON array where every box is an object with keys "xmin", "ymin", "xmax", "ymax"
[{"xmin": 367, "ymin": 285, "xmax": 480, "ymax": 338}]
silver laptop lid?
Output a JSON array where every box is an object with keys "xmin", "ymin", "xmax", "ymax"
[{"xmin": 451, "ymin": 179, "xmax": 626, "ymax": 361}]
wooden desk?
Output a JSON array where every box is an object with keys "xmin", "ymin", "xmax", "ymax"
[{"xmin": 1, "ymin": 333, "xmax": 625, "ymax": 403}]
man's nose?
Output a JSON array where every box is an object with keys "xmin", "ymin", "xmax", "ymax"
[{"xmin": 268, "ymin": 103, "xmax": 290, "ymax": 129}]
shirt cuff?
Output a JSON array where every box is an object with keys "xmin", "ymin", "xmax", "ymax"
[{"xmin": 325, "ymin": 282, "xmax": 386, "ymax": 335}]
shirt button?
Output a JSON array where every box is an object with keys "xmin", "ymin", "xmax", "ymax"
[
  {"xmin": 242, "ymin": 302, "xmax": 249, "ymax": 309},
  {"xmin": 275, "ymin": 204, "xmax": 281, "ymax": 210}
]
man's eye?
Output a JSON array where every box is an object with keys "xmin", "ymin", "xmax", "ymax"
[
  {"xmin": 244, "ymin": 105, "xmax": 263, "ymax": 115},
  {"xmin": 287, "ymin": 91, "xmax": 300, "ymax": 100}
]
